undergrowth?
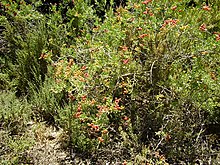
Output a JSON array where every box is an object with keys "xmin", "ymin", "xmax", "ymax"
[{"xmin": 0, "ymin": 0, "xmax": 220, "ymax": 164}]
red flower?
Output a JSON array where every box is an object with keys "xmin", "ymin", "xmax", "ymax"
[
  {"xmin": 84, "ymin": 73, "xmax": 89, "ymax": 78},
  {"xmin": 88, "ymin": 123, "xmax": 100, "ymax": 132},
  {"xmin": 199, "ymin": 23, "xmax": 207, "ymax": 31},
  {"xmin": 39, "ymin": 53, "xmax": 48, "ymax": 59},
  {"xmin": 103, "ymin": 97, "xmax": 107, "ymax": 102},
  {"xmin": 68, "ymin": 94, "xmax": 76, "ymax": 101},
  {"xmin": 171, "ymin": 6, "xmax": 177, "ymax": 10},
  {"xmin": 114, "ymin": 105, "xmax": 123, "ymax": 110},
  {"xmin": 81, "ymin": 95, "xmax": 87, "ymax": 101},
  {"xmin": 104, "ymin": 29, "xmax": 109, "ymax": 33},
  {"xmin": 68, "ymin": 59, "xmax": 74, "ymax": 67},
  {"xmin": 92, "ymin": 124, "xmax": 100, "ymax": 132},
  {"xmin": 115, "ymin": 98, "xmax": 121, "ymax": 105},
  {"xmin": 129, "ymin": 17, "xmax": 135, "ymax": 22},
  {"xmin": 172, "ymin": 19, "xmax": 178, "ymax": 24},
  {"xmin": 139, "ymin": 34, "xmax": 148, "ymax": 38},
  {"xmin": 74, "ymin": 112, "xmax": 82, "ymax": 118},
  {"xmin": 120, "ymin": 46, "xmax": 128, "ymax": 51},
  {"xmin": 77, "ymin": 105, "xmax": 82, "ymax": 112},
  {"xmin": 143, "ymin": 11, "xmax": 148, "ymax": 14},
  {"xmin": 96, "ymin": 113, "xmax": 101, "ymax": 117},
  {"xmin": 202, "ymin": 5, "xmax": 211, "ymax": 11},
  {"xmin": 142, "ymin": 0, "xmax": 152, "ymax": 5},
  {"xmin": 162, "ymin": 19, "xmax": 178, "ymax": 28},
  {"xmin": 123, "ymin": 58, "xmax": 130, "ymax": 64},
  {"xmin": 139, "ymin": 44, "xmax": 144, "ymax": 47},
  {"xmin": 114, "ymin": 98, "xmax": 123, "ymax": 110},
  {"xmin": 87, "ymin": 123, "xmax": 94, "ymax": 127},
  {"xmin": 123, "ymin": 116, "xmax": 129, "ymax": 121},
  {"xmin": 123, "ymin": 89, "xmax": 128, "ymax": 94},
  {"xmin": 145, "ymin": 7, "xmax": 150, "ymax": 11},
  {"xmin": 215, "ymin": 33, "xmax": 220, "ymax": 41},
  {"xmin": 102, "ymin": 129, "xmax": 108, "ymax": 134},
  {"xmin": 216, "ymin": 35, "xmax": 220, "ymax": 41},
  {"xmin": 79, "ymin": 77, "xmax": 85, "ymax": 82},
  {"xmin": 98, "ymin": 137, "xmax": 104, "ymax": 143},
  {"xmin": 143, "ymin": 7, "xmax": 150, "ymax": 14},
  {"xmin": 122, "ymin": 160, "xmax": 127, "ymax": 165},
  {"xmin": 149, "ymin": 12, "xmax": 154, "ymax": 16},
  {"xmin": 90, "ymin": 99, "xmax": 96, "ymax": 105},
  {"xmin": 81, "ymin": 65, "xmax": 87, "ymax": 71}
]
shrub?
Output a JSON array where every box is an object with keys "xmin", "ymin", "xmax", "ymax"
[{"xmin": 0, "ymin": 0, "xmax": 219, "ymax": 164}]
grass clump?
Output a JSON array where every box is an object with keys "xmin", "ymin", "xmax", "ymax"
[{"xmin": 0, "ymin": 91, "xmax": 35, "ymax": 164}]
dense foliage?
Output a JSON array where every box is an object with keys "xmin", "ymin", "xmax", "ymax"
[{"xmin": 0, "ymin": 0, "xmax": 220, "ymax": 164}]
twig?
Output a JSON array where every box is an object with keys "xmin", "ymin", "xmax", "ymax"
[{"xmin": 150, "ymin": 60, "xmax": 156, "ymax": 84}]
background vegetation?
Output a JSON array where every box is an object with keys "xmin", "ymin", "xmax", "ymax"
[{"xmin": 0, "ymin": 0, "xmax": 220, "ymax": 164}]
